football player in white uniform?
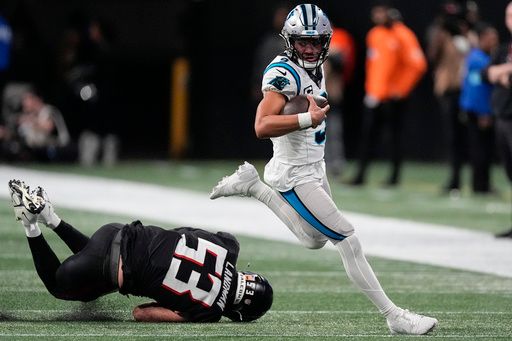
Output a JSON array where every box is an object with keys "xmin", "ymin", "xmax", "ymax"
[{"xmin": 211, "ymin": 3, "xmax": 438, "ymax": 335}]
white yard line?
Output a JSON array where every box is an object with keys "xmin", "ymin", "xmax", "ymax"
[
  {"xmin": 4, "ymin": 309, "xmax": 511, "ymax": 315},
  {"xmin": 1, "ymin": 165, "xmax": 511, "ymax": 278},
  {"xmin": 0, "ymin": 334, "xmax": 507, "ymax": 338}
]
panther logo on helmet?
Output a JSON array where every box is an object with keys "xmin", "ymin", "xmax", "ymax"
[{"xmin": 280, "ymin": 4, "xmax": 332, "ymax": 70}]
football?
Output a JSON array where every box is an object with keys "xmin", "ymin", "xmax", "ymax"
[{"xmin": 281, "ymin": 95, "xmax": 328, "ymax": 115}]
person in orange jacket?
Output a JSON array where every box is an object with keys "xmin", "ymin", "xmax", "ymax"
[
  {"xmin": 387, "ymin": 8, "xmax": 427, "ymax": 185},
  {"xmin": 389, "ymin": 9, "xmax": 427, "ymax": 100},
  {"xmin": 351, "ymin": 1, "xmax": 400, "ymax": 186}
]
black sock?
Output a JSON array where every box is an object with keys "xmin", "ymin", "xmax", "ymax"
[{"xmin": 53, "ymin": 220, "xmax": 90, "ymax": 254}]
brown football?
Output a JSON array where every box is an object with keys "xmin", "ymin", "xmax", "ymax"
[{"xmin": 281, "ymin": 95, "xmax": 328, "ymax": 115}]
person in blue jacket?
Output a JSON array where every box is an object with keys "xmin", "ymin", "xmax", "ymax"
[{"xmin": 459, "ymin": 23, "xmax": 499, "ymax": 193}]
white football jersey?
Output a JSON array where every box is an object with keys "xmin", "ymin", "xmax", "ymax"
[{"xmin": 261, "ymin": 54, "xmax": 328, "ymax": 191}]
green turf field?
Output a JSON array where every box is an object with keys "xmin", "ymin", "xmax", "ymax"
[{"xmin": 1, "ymin": 161, "xmax": 511, "ymax": 339}]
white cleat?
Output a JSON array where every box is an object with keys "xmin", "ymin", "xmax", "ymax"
[
  {"xmin": 33, "ymin": 186, "xmax": 61, "ymax": 228},
  {"xmin": 210, "ymin": 162, "xmax": 260, "ymax": 199},
  {"xmin": 8, "ymin": 180, "xmax": 43, "ymax": 226},
  {"xmin": 387, "ymin": 308, "xmax": 438, "ymax": 335}
]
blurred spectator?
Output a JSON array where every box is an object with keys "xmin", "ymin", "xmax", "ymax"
[
  {"xmin": 426, "ymin": 0, "xmax": 470, "ymax": 194},
  {"xmin": 463, "ymin": 0, "xmax": 481, "ymax": 48},
  {"xmin": 0, "ymin": 12, "xmax": 12, "ymax": 119},
  {"xmin": 460, "ymin": 23, "xmax": 498, "ymax": 194},
  {"xmin": 1, "ymin": 82, "xmax": 31, "ymax": 132},
  {"xmin": 484, "ymin": 1, "xmax": 512, "ymax": 238},
  {"xmin": 251, "ymin": 3, "xmax": 289, "ymax": 102},
  {"xmin": 57, "ymin": 13, "xmax": 110, "ymax": 130},
  {"xmin": 77, "ymin": 130, "xmax": 118, "ymax": 167},
  {"xmin": 57, "ymin": 12, "xmax": 119, "ymax": 167},
  {"xmin": 387, "ymin": 8, "xmax": 427, "ymax": 185},
  {"xmin": 350, "ymin": 1, "xmax": 401, "ymax": 186},
  {"xmin": 1, "ymin": 88, "xmax": 75, "ymax": 162},
  {"xmin": 324, "ymin": 26, "xmax": 356, "ymax": 178}
]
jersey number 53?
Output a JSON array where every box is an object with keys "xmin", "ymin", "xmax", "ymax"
[{"xmin": 162, "ymin": 235, "xmax": 228, "ymax": 307}]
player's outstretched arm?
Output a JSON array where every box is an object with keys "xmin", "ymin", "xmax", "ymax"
[{"xmin": 132, "ymin": 302, "xmax": 187, "ymax": 322}]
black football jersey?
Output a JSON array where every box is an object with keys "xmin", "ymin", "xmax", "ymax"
[{"xmin": 119, "ymin": 221, "xmax": 240, "ymax": 322}]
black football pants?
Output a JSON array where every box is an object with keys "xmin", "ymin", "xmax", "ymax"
[
  {"xmin": 354, "ymin": 100, "xmax": 404, "ymax": 184},
  {"xmin": 439, "ymin": 90, "xmax": 467, "ymax": 189},
  {"xmin": 27, "ymin": 221, "xmax": 122, "ymax": 302},
  {"xmin": 466, "ymin": 112, "xmax": 494, "ymax": 193},
  {"xmin": 496, "ymin": 118, "xmax": 512, "ymax": 183}
]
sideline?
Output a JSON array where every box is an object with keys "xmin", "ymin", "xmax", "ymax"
[{"xmin": 1, "ymin": 165, "xmax": 511, "ymax": 278}]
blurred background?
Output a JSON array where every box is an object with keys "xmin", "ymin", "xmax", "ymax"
[{"xmin": 0, "ymin": 0, "xmax": 510, "ymax": 162}]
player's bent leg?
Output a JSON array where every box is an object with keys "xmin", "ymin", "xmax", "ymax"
[
  {"xmin": 334, "ymin": 227, "xmax": 438, "ymax": 334},
  {"xmin": 55, "ymin": 223, "xmax": 122, "ymax": 301},
  {"xmin": 210, "ymin": 163, "xmax": 327, "ymax": 248},
  {"xmin": 334, "ymin": 234, "xmax": 396, "ymax": 315},
  {"xmin": 266, "ymin": 188, "xmax": 328, "ymax": 249},
  {"xmin": 52, "ymin": 220, "xmax": 90, "ymax": 254},
  {"xmin": 245, "ymin": 179, "xmax": 327, "ymax": 249},
  {"xmin": 290, "ymin": 182, "xmax": 396, "ymax": 316},
  {"xmin": 320, "ymin": 174, "xmax": 333, "ymax": 198},
  {"xmin": 287, "ymin": 180, "xmax": 355, "ymax": 241},
  {"xmin": 27, "ymin": 234, "xmax": 65, "ymax": 298},
  {"xmin": 289, "ymin": 181, "xmax": 439, "ymax": 334}
]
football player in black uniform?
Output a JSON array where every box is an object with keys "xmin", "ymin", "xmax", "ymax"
[{"xmin": 7, "ymin": 179, "xmax": 273, "ymax": 323}]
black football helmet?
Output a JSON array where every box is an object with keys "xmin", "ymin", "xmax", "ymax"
[{"xmin": 224, "ymin": 271, "xmax": 273, "ymax": 322}]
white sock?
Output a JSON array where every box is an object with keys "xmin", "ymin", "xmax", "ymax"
[
  {"xmin": 335, "ymin": 234, "xmax": 397, "ymax": 316},
  {"xmin": 22, "ymin": 222, "xmax": 41, "ymax": 238},
  {"xmin": 248, "ymin": 179, "xmax": 273, "ymax": 201},
  {"xmin": 40, "ymin": 205, "xmax": 62, "ymax": 229},
  {"xmin": 46, "ymin": 214, "xmax": 61, "ymax": 229}
]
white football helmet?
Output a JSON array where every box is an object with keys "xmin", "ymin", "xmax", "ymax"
[{"xmin": 281, "ymin": 4, "xmax": 332, "ymax": 70}]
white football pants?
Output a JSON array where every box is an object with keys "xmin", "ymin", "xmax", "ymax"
[{"xmin": 250, "ymin": 175, "xmax": 396, "ymax": 316}]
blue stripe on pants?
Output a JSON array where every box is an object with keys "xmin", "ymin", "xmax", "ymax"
[{"xmin": 280, "ymin": 189, "xmax": 346, "ymax": 241}]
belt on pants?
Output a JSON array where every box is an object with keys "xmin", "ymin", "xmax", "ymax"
[{"xmin": 109, "ymin": 229, "xmax": 123, "ymax": 287}]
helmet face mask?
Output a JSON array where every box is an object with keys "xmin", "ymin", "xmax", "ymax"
[
  {"xmin": 281, "ymin": 4, "xmax": 332, "ymax": 70},
  {"xmin": 224, "ymin": 271, "xmax": 273, "ymax": 322}
]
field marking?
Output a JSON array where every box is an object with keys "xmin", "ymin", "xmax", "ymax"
[
  {"xmin": 0, "ymin": 333, "xmax": 510, "ymax": 338},
  {"xmin": 0, "ymin": 166, "xmax": 511, "ymax": 278},
  {"xmin": 2, "ymin": 269, "xmax": 511, "ymax": 279},
  {"xmin": 1, "ymin": 287, "xmax": 510, "ymax": 295},
  {"xmin": 3, "ymin": 309, "xmax": 511, "ymax": 315}
]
